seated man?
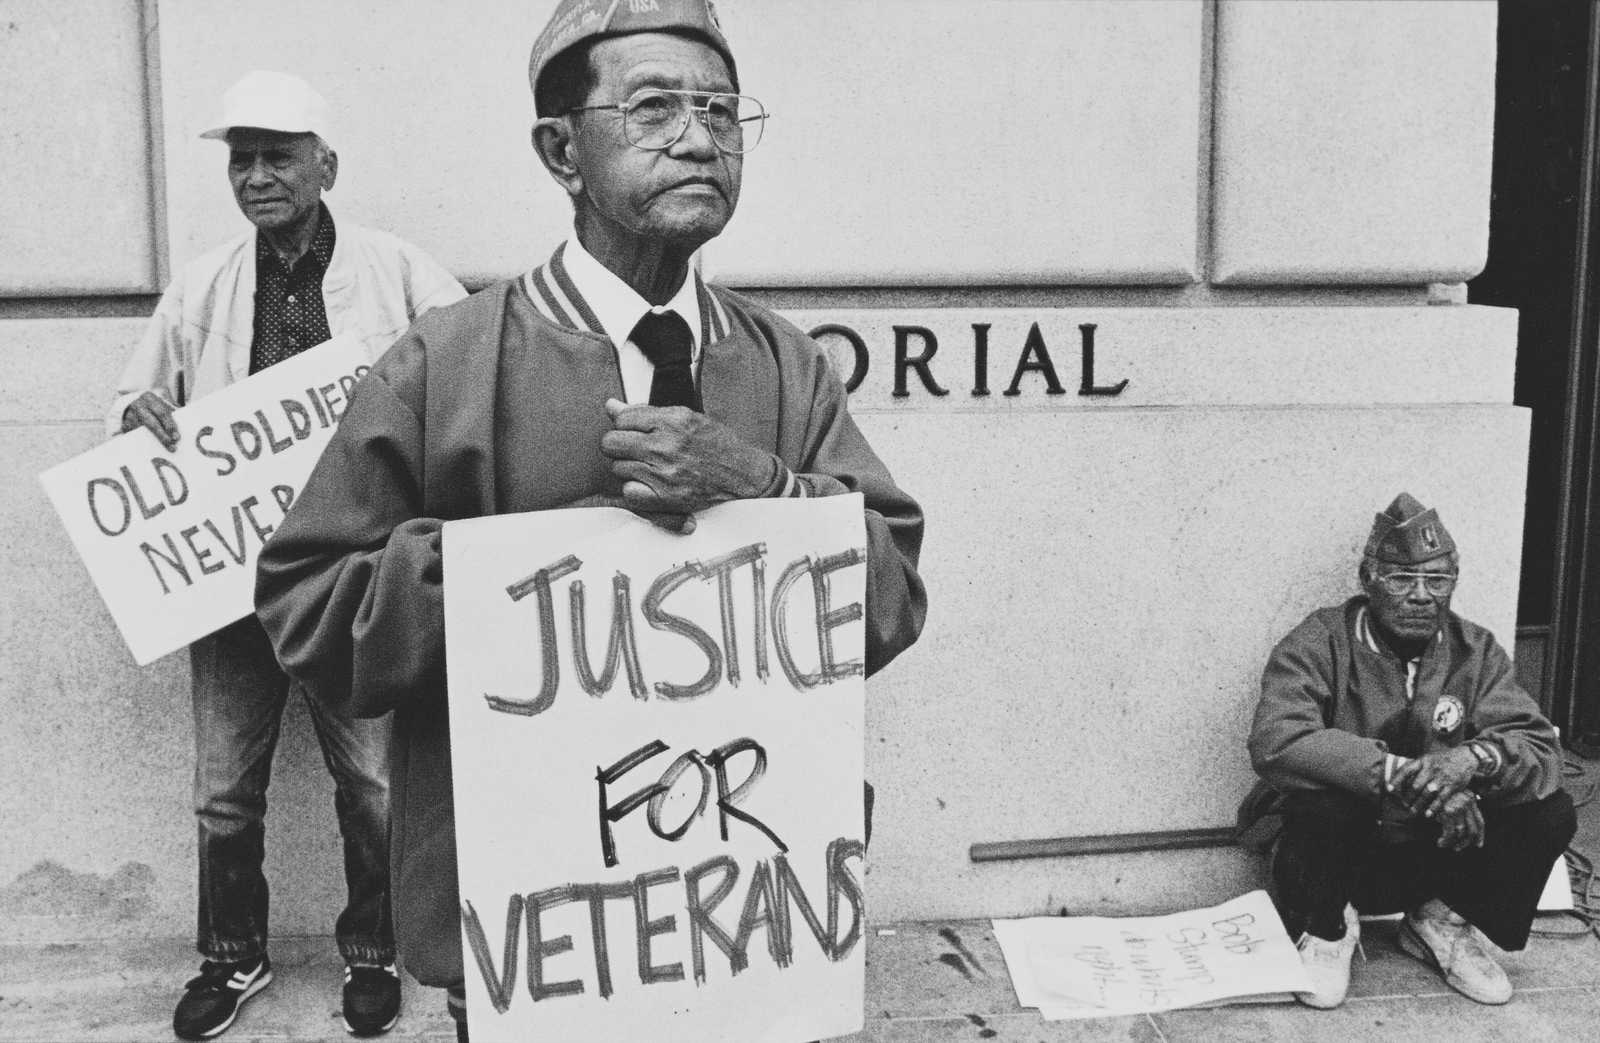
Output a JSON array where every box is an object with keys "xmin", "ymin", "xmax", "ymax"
[{"xmin": 1241, "ymin": 493, "xmax": 1574, "ymax": 1009}]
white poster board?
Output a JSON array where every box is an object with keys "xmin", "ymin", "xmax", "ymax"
[
  {"xmin": 1539, "ymin": 854, "xmax": 1573, "ymax": 912},
  {"xmin": 992, "ymin": 891, "xmax": 1312, "ymax": 1020},
  {"xmin": 443, "ymin": 496, "xmax": 870, "ymax": 1043},
  {"xmin": 39, "ymin": 335, "xmax": 370, "ymax": 664}
]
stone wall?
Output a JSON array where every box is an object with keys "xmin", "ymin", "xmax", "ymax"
[{"xmin": 0, "ymin": 0, "xmax": 1519, "ymax": 940}]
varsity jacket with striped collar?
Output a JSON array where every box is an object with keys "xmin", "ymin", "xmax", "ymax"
[{"xmin": 522, "ymin": 241, "xmax": 735, "ymax": 352}]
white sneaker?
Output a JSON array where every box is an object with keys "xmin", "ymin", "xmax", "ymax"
[
  {"xmin": 1398, "ymin": 903, "xmax": 1513, "ymax": 1005},
  {"xmin": 1293, "ymin": 904, "xmax": 1360, "ymax": 1009}
]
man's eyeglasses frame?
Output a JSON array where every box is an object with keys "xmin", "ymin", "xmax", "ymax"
[
  {"xmin": 1375, "ymin": 571, "xmax": 1459, "ymax": 597},
  {"xmin": 564, "ymin": 88, "xmax": 769, "ymax": 155}
]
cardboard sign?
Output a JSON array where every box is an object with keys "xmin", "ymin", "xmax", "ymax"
[
  {"xmin": 39, "ymin": 335, "xmax": 370, "ymax": 664},
  {"xmin": 992, "ymin": 891, "xmax": 1312, "ymax": 1019},
  {"xmin": 442, "ymin": 496, "xmax": 869, "ymax": 1043}
]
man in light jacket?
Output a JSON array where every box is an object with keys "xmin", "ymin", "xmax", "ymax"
[{"xmin": 111, "ymin": 70, "xmax": 464, "ymax": 1041}]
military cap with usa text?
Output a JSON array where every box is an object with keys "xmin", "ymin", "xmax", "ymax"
[{"xmin": 529, "ymin": 0, "xmax": 737, "ymax": 98}]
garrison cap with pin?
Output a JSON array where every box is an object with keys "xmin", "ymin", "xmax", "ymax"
[
  {"xmin": 528, "ymin": 0, "xmax": 737, "ymax": 97},
  {"xmin": 1364, "ymin": 492, "xmax": 1457, "ymax": 565}
]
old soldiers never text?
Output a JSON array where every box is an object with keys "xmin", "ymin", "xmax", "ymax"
[{"xmin": 40, "ymin": 336, "xmax": 370, "ymax": 663}]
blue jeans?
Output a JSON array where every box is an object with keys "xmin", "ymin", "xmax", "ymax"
[{"xmin": 191, "ymin": 617, "xmax": 394, "ymax": 965}]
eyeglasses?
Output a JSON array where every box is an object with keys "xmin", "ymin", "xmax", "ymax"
[
  {"xmin": 1375, "ymin": 571, "xmax": 1458, "ymax": 597},
  {"xmin": 565, "ymin": 88, "xmax": 768, "ymax": 155}
]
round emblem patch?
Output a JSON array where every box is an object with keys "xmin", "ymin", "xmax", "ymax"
[{"xmin": 1432, "ymin": 696, "xmax": 1464, "ymax": 736}]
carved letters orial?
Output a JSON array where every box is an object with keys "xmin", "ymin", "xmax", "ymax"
[{"xmin": 804, "ymin": 318, "xmax": 1129, "ymax": 401}]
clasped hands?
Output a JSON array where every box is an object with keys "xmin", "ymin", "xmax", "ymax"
[
  {"xmin": 599, "ymin": 399, "xmax": 779, "ymax": 535},
  {"xmin": 1386, "ymin": 746, "xmax": 1484, "ymax": 852}
]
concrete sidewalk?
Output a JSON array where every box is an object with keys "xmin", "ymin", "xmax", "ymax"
[
  {"xmin": 11, "ymin": 754, "xmax": 1600, "ymax": 1042},
  {"xmin": 4, "ymin": 912, "xmax": 1598, "ymax": 1042}
]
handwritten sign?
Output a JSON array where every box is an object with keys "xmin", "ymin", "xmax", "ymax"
[
  {"xmin": 992, "ymin": 891, "xmax": 1311, "ymax": 1019},
  {"xmin": 39, "ymin": 335, "xmax": 370, "ymax": 664},
  {"xmin": 442, "ymin": 496, "xmax": 870, "ymax": 1043}
]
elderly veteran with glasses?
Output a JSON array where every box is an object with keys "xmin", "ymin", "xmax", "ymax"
[
  {"xmin": 1239, "ymin": 493, "xmax": 1574, "ymax": 1011},
  {"xmin": 110, "ymin": 70, "xmax": 464, "ymax": 1041},
  {"xmin": 254, "ymin": 2, "xmax": 926, "ymax": 1040}
]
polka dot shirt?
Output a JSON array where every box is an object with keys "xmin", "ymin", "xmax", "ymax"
[{"xmin": 249, "ymin": 204, "xmax": 336, "ymax": 374}]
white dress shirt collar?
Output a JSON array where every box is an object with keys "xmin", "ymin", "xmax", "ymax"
[
  {"xmin": 561, "ymin": 237, "xmax": 703, "ymax": 404},
  {"xmin": 562, "ymin": 235, "xmax": 702, "ymax": 349}
]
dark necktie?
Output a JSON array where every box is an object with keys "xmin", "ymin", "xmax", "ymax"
[{"xmin": 631, "ymin": 309, "xmax": 701, "ymax": 411}]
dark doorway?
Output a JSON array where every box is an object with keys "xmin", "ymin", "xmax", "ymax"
[{"xmin": 1469, "ymin": 0, "xmax": 1595, "ymax": 733}]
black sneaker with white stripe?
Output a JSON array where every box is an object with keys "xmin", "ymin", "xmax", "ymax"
[
  {"xmin": 342, "ymin": 962, "xmax": 401, "ymax": 1036},
  {"xmin": 172, "ymin": 955, "xmax": 272, "ymax": 1040}
]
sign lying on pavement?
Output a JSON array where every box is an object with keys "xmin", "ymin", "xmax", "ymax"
[{"xmin": 992, "ymin": 890, "xmax": 1310, "ymax": 1020}]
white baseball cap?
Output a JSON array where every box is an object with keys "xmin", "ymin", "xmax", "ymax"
[{"xmin": 199, "ymin": 70, "xmax": 331, "ymax": 142}]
